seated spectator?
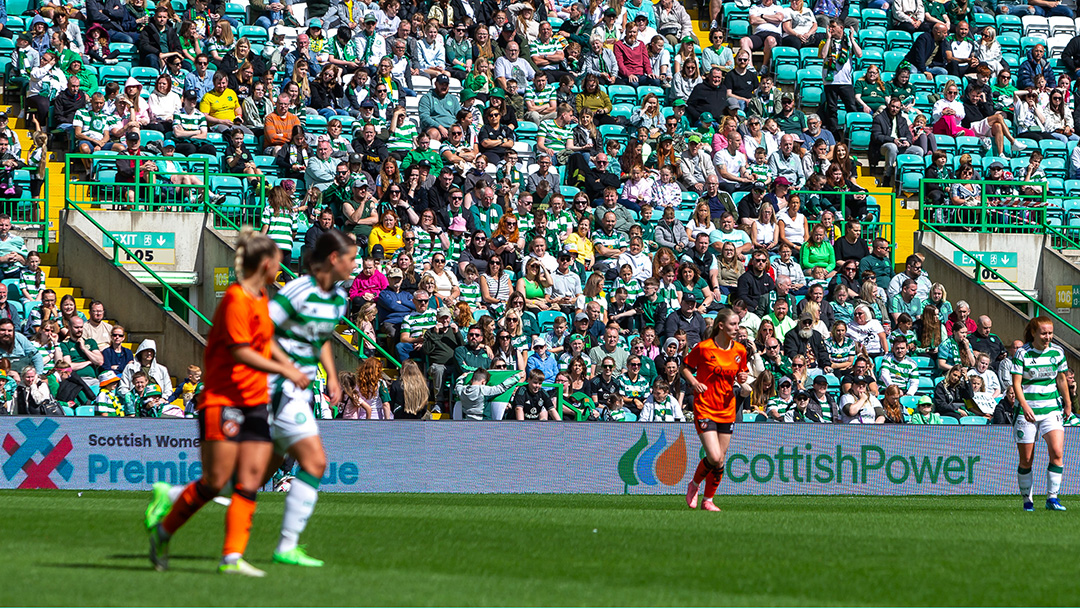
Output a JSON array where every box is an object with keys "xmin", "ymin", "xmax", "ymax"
[
  {"xmin": 263, "ymin": 93, "xmax": 300, "ymax": 154},
  {"xmin": 73, "ymin": 92, "xmax": 124, "ymax": 173},
  {"xmin": 908, "ymin": 395, "xmax": 943, "ymax": 424},
  {"xmin": 938, "ymin": 323, "xmax": 977, "ymax": 372},
  {"xmin": 888, "ymin": 278, "xmax": 925, "ymax": 324},
  {"xmin": 418, "ymin": 74, "xmax": 461, "ymax": 141},
  {"xmin": 839, "ymin": 377, "xmax": 884, "ymax": 423},
  {"xmin": 118, "ymin": 339, "xmax": 171, "ymax": 396},
  {"xmin": 933, "ymin": 364, "xmax": 975, "ymax": 419},
  {"xmin": 946, "ymin": 300, "xmax": 978, "ymax": 334},
  {"xmin": 172, "ymin": 88, "xmax": 218, "ymax": 156},
  {"xmin": 82, "ymin": 300, "xmax": 113, "ymax": 346},
  {"xmin": 879, "ymin": 336, "xmax": 920, "ymax": 396},
  {"xmin": 100, "ymin": 324, "xmax": 133, "ymax": 376},
  {"xmin": 905, "ymin": 24, "xmax": 951, "ymax": 78}
]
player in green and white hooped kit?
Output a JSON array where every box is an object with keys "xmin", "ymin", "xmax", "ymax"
[
  {"xmin": 1012, "ymin": 317, "xmax": 1073, "ymax": 512},
  {"xmin": 265, "ymin": 230, "xmax": 355, "ymax": 566}
]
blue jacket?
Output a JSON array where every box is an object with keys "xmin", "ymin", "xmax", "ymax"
[
  {"xmin": 526, "ymin": 351, "xmax": 560, "ymax": 383},
  {"xmin": 377, "ymin": 288, "xmax": 414, "ymax": 325},
  {"xmin": 0, "ymin": 331, "xmax": 43, "ymax": 374},
  {"xmin": 102, "ymin": 345, "xmax": 134, "ymax": 376},
  {"xmin": 1018, "ymin": 49, "xmax": 1054, "ymax": 89}
]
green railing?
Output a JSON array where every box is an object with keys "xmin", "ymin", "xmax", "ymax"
[
  {"xmin": 922, "ymin": 223, "xmax": 1080, "ymax": 337},
  {"xmin": 204, "ymin": 203, "xmax": 401, "ymax": 369},
  {"xmin": 63, "ymin": 199, "xmax": 213, "ymax": 327},
  {"xmin": 14, "ymin": 167, "xmax": 48, "ymax": 251},
  {"xmin": 918, "ymin": 178, "xmax": 1050, "ymax": 234},
  {"xmin": 64, "ymin": 153, "xmax": 267, "ymax": 227},
  {"xmin": 790, "ymin": 188, "xmax": 897, "ymax": 266}
]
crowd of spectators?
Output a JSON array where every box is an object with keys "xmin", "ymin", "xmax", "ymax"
[{"xmin": 3, "ymin": 0, "xmax": 1077, "ymax": 422}]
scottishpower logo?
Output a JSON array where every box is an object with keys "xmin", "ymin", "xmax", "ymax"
[
  {"xmin": 618, "ymin": 429, "xmax": 689, "ymax": 493},
  {"xmin": 2, "ymin": 418, "xmax": 74, "ymax": 489}
]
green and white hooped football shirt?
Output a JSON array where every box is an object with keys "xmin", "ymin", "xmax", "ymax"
[
  {"xmin": 1012, "ymin": 342, "xmax": 1069, "ymax": 416},
  {"xmin": 270, "ymin": 276, "xmax": 348, "ymax": 377}
]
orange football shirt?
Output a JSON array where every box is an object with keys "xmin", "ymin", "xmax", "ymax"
[{"xmin": 683, "ymin": 339, "xmax": 748, "ymax": 423}]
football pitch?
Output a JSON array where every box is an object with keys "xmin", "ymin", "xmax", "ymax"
[{"xmin": 2, "ymin": 490, "xmax": 1078, "ymax": 606}]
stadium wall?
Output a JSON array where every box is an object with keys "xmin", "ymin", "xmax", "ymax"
[
  {"xmin": 2, "ymin": 417, "xmax": 1075, "ymax": 495},
  {"xmin": 57, "ymin": 218, "xmax": 208, "ymax": 379}
]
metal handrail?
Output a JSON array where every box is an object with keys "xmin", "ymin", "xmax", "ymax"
[
  {"xmin": 922, "ymin": 223, "xmax": 1080, "ymax": 336},
  {"xmin": 788, "ymin": 188, "xmax": 897, "ymax": 266},
  {"xmin": 63, "ymin": 200, "xmax": 213, "ymax": 327},
  {"xmin": 204, "ymin": 203, "xmax": 402, "ymax": 369}
]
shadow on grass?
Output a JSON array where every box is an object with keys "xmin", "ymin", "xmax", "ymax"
[{"xmin": 48, "ymin": 562, "xmax": 212, "ymax": 575}]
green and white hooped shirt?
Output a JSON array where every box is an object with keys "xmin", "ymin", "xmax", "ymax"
[{"xmin": 1012, "ymin": 342, "xmax": 1069, "ymax": 416}]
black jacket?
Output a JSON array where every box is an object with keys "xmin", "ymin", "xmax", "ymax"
[
  {"xmin": 54, "ymin": 89, "xmax": 89, "ymax": 125},
  {"xmin": 310, "ymin": 80, "xmax": 344, "ymax": 111},
  {"xmin": 735, "ymin": 270, "xmax": 777, "ymax": 311},
  {"xmin": 352, "ymin": 136, "xmax": 388, "ymax": 178},
  {"xmin": 904, "ymin": 31, "xmax": 947, "ymax": 71},
  {"xmin": 219, "ymin": 52, "xmax": 267, "ymax": 79},
  {"xmin": 686, "ymin": 81, "xmax": 728, "ymax": 124},
  {"xmin": 782, "ymin": 329, "xmax": 832, "ymax": 367},
  {"xmin": 137, "ymin": 24, "xmax": 181, "ymax": 63},
  {"xmin": 870, "ymin": 109, "xmax": 914, "ymax": 149},
  {"xmin": 961, "ymin": 97, "xmax": 995, "ymax": 129},
  {"xmin": 14, "ymin": 382, "xmax": 56, "ymax": 415},
  {"xmin": 933, "ymin": 379, "xmax": 974, "ymax": 418},
  {"xmin": 1061, "ymin": 34, "xmax": 1080, "ymax": 77},
  {"xmin": 969, "ymin": 332, "xmax": 1006, "ymax": 370}
]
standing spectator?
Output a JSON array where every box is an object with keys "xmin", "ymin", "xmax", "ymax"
[{"xmin": 817, "ymin": 19, "xmax": 861, "ymax": 138}]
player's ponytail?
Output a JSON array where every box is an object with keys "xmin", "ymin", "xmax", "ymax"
[
  {"xmin": 709, "ymin": 307, "xmax": 738, "ymax": 341},
  {"xmin": 305, "ymin": 229, "xmax": 353, "ymax": 275},
  {"xmin": 234, "ymin": 228, "xmax": 278, "ymax": 280}
]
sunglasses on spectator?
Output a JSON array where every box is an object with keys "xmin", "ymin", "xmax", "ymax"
[{"xmin": 403, "ymin": 237, "xmax": 416, "ymax": 241}]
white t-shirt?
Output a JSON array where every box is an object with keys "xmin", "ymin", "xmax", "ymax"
[
  {"xmin": 714, "ymin": 148, "xmax": 748, "ymax": 184},
  {"xmin": 839, "ymin": 393, "xmax": 883, "ymax": 423},
  {"xmin": 750, "ymin": 3, "xmax": 785, "ymax": 35},
  {"xmin": 781, "ymin": 211, "xmax": 806, "ymax": 245},
  {"xmin": 784, "ymin": 6, "xmax": 816, "ymax": 36}
]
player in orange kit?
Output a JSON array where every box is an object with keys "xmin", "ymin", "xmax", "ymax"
[
  {"xmin": 681, "ymin": 307, "xmax": 750, "ymax": 511},
  {"xmin": 145, "ymin": 232, "xmax": 310, "ymax": 576}
]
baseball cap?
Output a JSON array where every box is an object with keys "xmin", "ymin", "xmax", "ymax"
[
  {"xmin": 727, "ymin": 99, "xmax": 741, "ymax": 110},
  {"xmin": 502, "ymin": 22, "xmax": 515, "ymax": 32},
  {"xmin": 752, "ymin": 181, "xmax": 765, "ymax": 191},
  {"xmin": 308, "ymin": 17, "xmax": 322, "ymax": 27},
  {"xmin": 795, "ymin": 390, "xmax": 810, "ymax": 399},
  {"xmin": 799, "ymin": 310, "xmax": 814, "ymax": 322},
  {"xmin": 489, "ymin": 87, "xmax": 506, "ymax": 99},
  {"xmin": 558, "ymin": 247, "xmax": 574, "ymax": 260},
  {"xmin": 778, "ymin": 376, "xmax": 793, "ymax": 386},
  {"xmin": 125, "ymin": 131, "xmax": 140, "ymax": 142},
  {"xmin": 659, "ymin": 134, "xmax": 673, "ymax": 143},
  {"xmin": 813, "ymin": 375, "xmax": 828, "ymax": 385},
  {"xmin": 436, "ymin": 306, "xmax": 452, "ymax": 318},
  {"xmin": 781, "ymin": 92, "xmax": 795, "ymax": 101},
  {"xmin": 633, "ymin": 13, "xmax": 648, "ymax": 21},
  {"xmin": 989, "ymin": 161, "xmax": 1005, "ymax": 169},
  {"xmin": 143, "ymin": 384, "xmax": 163, "ymax": 399},
  {"xmin": 532, "ymin": 336, "xmax": 548, "ymax": 348},
  {"xmin": 687, "ymin": 134, "xmax": 702, "ymax": 144},
  {"xmin": 574, "ymin": 312, "xmax": 589, "ymax": 322},
  {"xmin": 774, "ymin": 176, "xmax": 791, "ymax": 187},
  {"xmin": 672, "ymin": 99, "xmax": 686, "ymax": 107},
  {"xmin": 569, "ymin": 333, "xmax": 585, "ymax": 343},
  {"xmin": 916, "ymin": 395, "xmax": 932, "ymax": 406},
  {"xmin": 162, "ymin": 139, "xmax": 176, "ymax": 149},
  {"xmin": 682, "ymin": 292, "xmax": 697, "ymax": 303},
  {"xmin": 364, "ymin": 12, "xmax": 377, "ymax": 22},
  {"xmin": 461, "ymin": 89, "xmax": 477, "ymax": 101},
  {"xmin": 603, "ymin": 7, "xmax": 617, "ymax": 16},
  {"xmin": 349, "ymin": 153, "xmax": 364, "ymax": 164},
  {"xmin": 386, "ymin": 267, "xmax": 404, "ymax": 279},
  {"xmin": 360, "ymin": 98, "xmax": 376, "ymax": 108},
  {"xmin": 699, "ymin": 112, "xmax": 715, "ymax": 124},
  {"xmin": 681, "ymin": 36, "xmax": 696, "ymax": 45},
  {"xmin": 183, "ymin": 89, "xmax": 198, "ymax": 101},
  {"xmin": 435, "ymin": 74, "xmax": 450, "ymax": 85}
]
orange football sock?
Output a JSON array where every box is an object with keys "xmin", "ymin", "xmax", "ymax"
[{"xmin": 222, "ymin": 486, "xmax": 257, "ymax": 557}]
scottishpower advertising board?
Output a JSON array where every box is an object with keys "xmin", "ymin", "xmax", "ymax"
[{"xmin": 2, "ymin": 417, "xmax": 1076, "ymax": 495}]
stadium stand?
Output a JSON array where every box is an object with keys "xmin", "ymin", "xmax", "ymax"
[{"xmin": 0, "ymin": 0, "xmax": 1078, "ymax": 425}]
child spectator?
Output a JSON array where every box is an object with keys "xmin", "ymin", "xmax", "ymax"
[
  {"xmin": 511, "ymin": 369, "xmax": 560, "ymax": 420},
  {"xmin": 908, "ymin": 395, "xmax": 944, "ymax": 424},
  {"xmin": 454, "ymin": 368, "xmax": 524, "ymax": 421},
  {"xmin": 640, "ymin": 378, "xmax": 684, "ymax": 421},
  {"xmin": 94, "ymin": 371, "xmax": 129, "ymax": 416}
]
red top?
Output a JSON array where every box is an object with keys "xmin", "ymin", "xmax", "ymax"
[{"xmin": 200, "ymin": 283, "xmax": 274, "ymax": 409}]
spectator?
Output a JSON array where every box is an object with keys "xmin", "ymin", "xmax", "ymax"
[
  {"xmin": 101, "ymin": 324, "xmax": 133, "ymax": 376},
  {"xmin": 614, "ymin": 24, "xmax": 659, "ymax": 86},
  {"xmin": 420, "ymin": 307, "xmax": 463, "ymax": 408},
  {"xmin": 526, "ymin": 336, "xmax": 560, "ymax": 383},
  {"xmin": 172, "ymin": 88, "xmax": 218, "ymax": 156},
  {"xmin": 118, "ymin": 338, "xmax": 171, "ymax": 396},
  {"xmin": 0, "ymin": 318, "xmax": 42, "ymax": 373},
  {"xmin": 946, "ymin": 300, "xmax": 978, "ymax": 334},
  {"xmin": 0, "ymin": 215, "xmax": 27, "ymax": 282},
  {"xmin": 887, "ymin": 254, "xmax": 932, "ymax": 300},
  {"xmin": 879, "ymin": 336, "xmax": 919, "ymax": 395},
  {"xmin": 138, "ymin": 6, "xmax": 182, "ymax": 69},
  {"xmin": 686, "ymin": 67, "xmax": 727, "ymax": 125},
  {"xmin": 83, "ymin": 300, "xmax": 113, "ymax": 346},
  {"xmin": 859, "ymin": 237, "xmax": 893, "ymax": 289},
  {"xmin": 906, "ymin": 24, "xmax": 951, "ymax": 77},
  {"xmin": 872, "ymin": 97, "xmax": 923, "ymax": 187},
  {"xmin": 969, "ymin": 315, "xmax": 1006, "ymax": 369},
  {"xmin": 938, "ymin": 323, "xmax": 977, "ymax": 372},
  {"xmin": 263, "ymin": 93, "xmax": 300, "ymax": 154},
  {"xmin": 888, "ymin": 278, "xmax": 925, "ymax": 324},
  {"xmin": 349, "ymin": 258, "xmax": 388, "ymax": 314},
  {"xmin": 933, "ymin": 364, "xmax": 974, "ymax": 419},
  {"xmin": 589, "ymin": 326, "xmax": 630, "ymax": 371},
  {"xmin": 740, "ymin": 0, "xmax": 784, "ymax": 71},
  {"xmin": 839, "ymin": 377, "xmax": 884, "ymax": 423}
]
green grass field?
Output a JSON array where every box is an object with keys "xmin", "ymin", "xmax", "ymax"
[{"xmin": 1, "ymin": 490, "xmax": 1078, "ymax": 606}]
